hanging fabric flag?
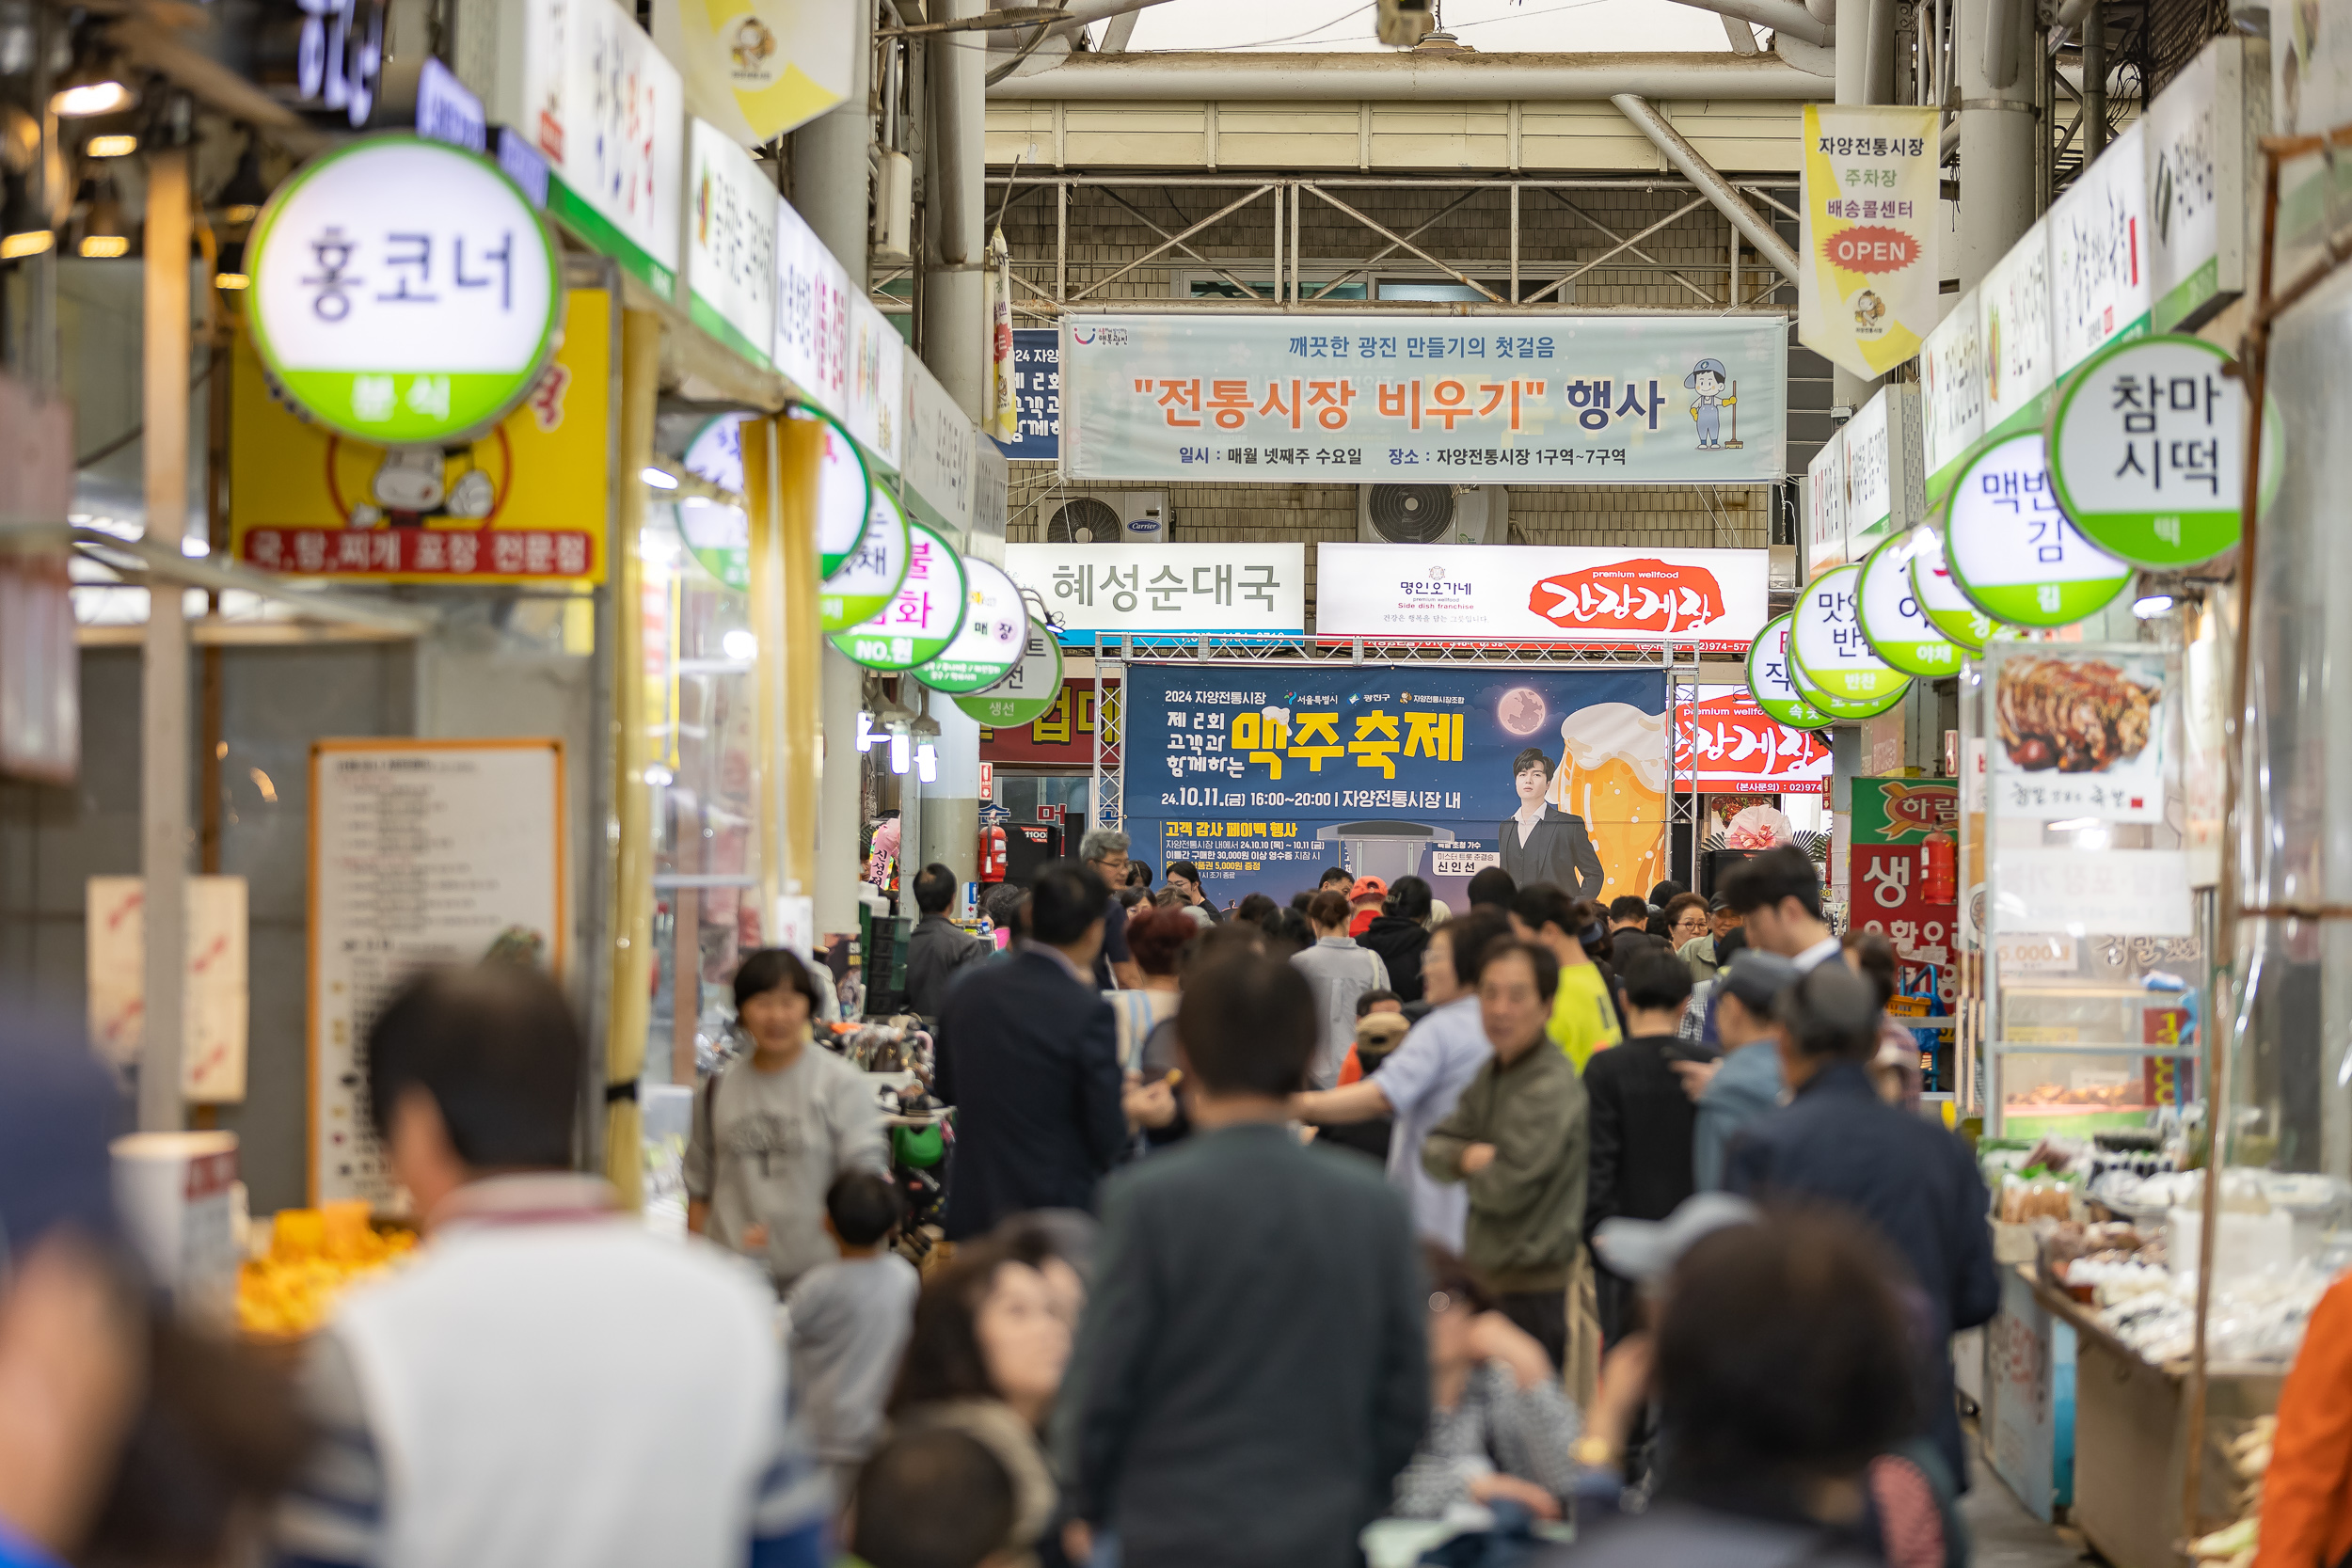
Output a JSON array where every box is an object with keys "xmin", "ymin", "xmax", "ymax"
[
  {"xmin": 987, "ymin": 227, "xmax": 1018, "ymax": 444},
  {"xmin": 1798, "ymin": 104, "xmax": 1941, "ymax": 382}
]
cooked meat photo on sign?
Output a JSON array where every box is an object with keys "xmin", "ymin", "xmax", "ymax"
[{"xmin": 1995, "ymin": 658, "xmax": 2157, "ymax": 773}]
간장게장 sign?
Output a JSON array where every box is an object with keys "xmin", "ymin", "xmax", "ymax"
[
  {"xmin": 956, "ymin": 620, "xmax": 1063, "ymax": 728},
  {"xmin": 1798, "ymin": 105, "xmax": 1942, "ymax": 382},
  {"xmin": 1744, "ymin": 615, "xmax": 1835, "ymax": 731},
  {"xmin": 831, "ymin": 520, "xmax": 966, "ymax": 672},
  {"xmin": 1943, "ymin": 431, "xmax": 2133, "ymax": 627},
  {"xmin": 246, "ymin": 135, "xmax": 563, "ymax": 447},
  {"xmin": 1789, "ymin": 562, "xmax": 1912, "ymax": 705},
  {"xmin": 1856, "ymin": 531, "xmax": 1963, "ymax": 677},
  {"xmin": 1057, "ymin": 313, "xmax": 1788, "ymax": 485},
  {"xmin": 1677, "ymin": 685, "xmax": 1834, "ymax": 793},
  {"xmin": 1314, "ymin": 543, "xmax": 1771, "ymax": 653},
  {"xmin": 914, "ymin": 556, "xmax": 1028, "ymax": 694},
  {"xmin": 2045, "ymin": 333, "xmax": 2247, "ymax": 569}
]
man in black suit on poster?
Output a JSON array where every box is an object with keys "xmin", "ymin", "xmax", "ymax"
[{"xmin": 1496, "ymin": 747, "xmax": 1605, "ymax": 900}]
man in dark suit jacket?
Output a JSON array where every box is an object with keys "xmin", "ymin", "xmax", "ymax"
[
  {"xmin": 1724, "ymin": 961, "xmax": 1999, "ymax": 1492},
  {"xmin": 1496, "ymin": 747, "xmax": 1605, "ymax": 898},
  {"xmin": 935, "ymin": 860, "xmax": 1129, "ymax": 1240}
]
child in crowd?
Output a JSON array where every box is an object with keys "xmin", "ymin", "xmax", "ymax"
[
  {"xmin": 786, "ymin": 1172, "xmax": 923, "ymax": 1508},
  {"xmin": 843, "ymin": 1428, "xmax": 1019, "ymax": 1568}
]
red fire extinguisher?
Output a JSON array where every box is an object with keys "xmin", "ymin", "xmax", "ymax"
[
  {"xmin": 1922, "ymin": 831, "xmax": 1957, "ymax": 905},
  {"xmin": 979, "ymin": 824, "xmax": 1008, "ymax": 883}
]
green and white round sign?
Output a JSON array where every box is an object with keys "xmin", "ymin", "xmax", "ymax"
[
  {"xmin": 1945, "ymin": 431, "xmax": 2133, "ymax": 627},
  {"xmin": 914, "ymin": 557, "xmax": 1028, "ymax": 694},
  {"xmin": 829, "ymin": 520, "xmax": 967, "ymax": 671},
  {"xmin": 1905, "ymin": 524, "xmax": 1998, "ymax": 652},
  {"xmin": 1856, "ymin": 532, "xmax": 1962, "ymax": 678},
  {"xmin": 956, "ymin": 621, "xmax": 1064, "ymax": 727},
  {"xmin": 1788, "ymin": 641, "xmax": 1910, "ymax": 721},
  {"xmin": 246, "ymin": 135, "xmax": 564, "ymax": 445},
  {"xmin": 2047, "ymin": 333, "xmax": 2247, "ymax": 569},
  {"xmin": 1744, "ymin": 615, "xmax": 1834, "ymax": 732},
  {"xmin": 675, "ymin": 416, "xmax": 749, "ymax": 589},
  {"xmin": 819, "ymin": 484, "xmax": 914, "ymax": 633},
  {"xmin": 1789, "ymin": 563, "xmax": 1911, "ymax": 705},
  {"xmin": 786, "ymin": 406, "xmax": 875, "ymax": 580}
]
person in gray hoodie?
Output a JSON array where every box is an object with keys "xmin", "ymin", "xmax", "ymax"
[{"xmin": 1683, "ymin": 950, "xmax": 1799, "ymax": 1192}]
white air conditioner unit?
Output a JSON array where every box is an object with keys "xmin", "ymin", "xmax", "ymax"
[
  {"xmin": 1042, "ymin": 490, "xmax": 1168, "ymax": 545},
  {"xmin": 1357, "ymin": 483, "xmax": 1508, "ymax": 546}
]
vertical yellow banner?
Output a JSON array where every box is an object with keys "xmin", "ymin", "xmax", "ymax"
[{"xmin": 1799, "ymin": 105, "xmax": 1942, "ymax": 382}]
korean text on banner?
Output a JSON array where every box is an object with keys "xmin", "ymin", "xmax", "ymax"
[
  {"xmin": 651, "ymin": 0, "xmax": 853, "ymax": 144},
  {"xmin": 2144, "ymin": 37, "xmax": 2247, "ymax": 333},
  {"xmin": 682, "ymin": 119, "xmax": 777, "ymax": 368},
  {"xmin": 1315, "ymin": 543, "xmax": 1770, "ymax": 653},
  {"xmin": 1000, "ymin": 328, "xmax": 1060, "ymax": 461},
  {"xmin": 230, "ymin": 290, "xmax": 612, "ymax": 584},
  {"xmin": 2048, "ymin": 120, "xmax": 2153, "ymax": 377},
  {"xmin": 1805, "ymin": 427, "xmax": 1847, "ymax": 578},
  {"xmin": 774, "ymin": 197, "xmax": 852, "ymax": 416},
  {"xmin": 1980, "ymin": 216, "xmax": 2056, "ymax": 441},
  {"xmin": 903, "ymin": 356, "xmax": 976, "ymax": 535},
  {"xmin": 1920, "ymin": 293, "xmax": 1986, "ymax": 501},
  {"xmin": 1676, "ymin": 687, "xmax": 1833, "ymax": 795},
  {"xmin": 1798, "ymin": 105, "xmax": 1941, "ymax": 381},
  {"xmin": 1006, "ymin": 542, "xmax": 1306, "ymax": 636},
  {"xmin": 1058, "ymin": 313, "xmax": 1787, "ymax": 484}
]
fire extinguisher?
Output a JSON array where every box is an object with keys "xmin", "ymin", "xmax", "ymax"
[
  {"xmin": 1922, "ymin": 831, "xmax": 1957, "ymax": 905},
  {"xmin": 979, "ymin": 824, "xmax": 1008, "ymax": 883}
]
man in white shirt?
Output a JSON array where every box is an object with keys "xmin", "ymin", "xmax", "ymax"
[
  {"xmin": 277, "ymin": 965, "xmax": 828, "ymax": 1568},
  {"xmin": 1721, "ymin": 847, "xmax": 1842, "ymax": 974}
]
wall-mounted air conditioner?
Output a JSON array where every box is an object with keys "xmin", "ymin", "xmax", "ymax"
[
  {"xmin": 1042, "ymin": 491, "xmax": 1168, "ymax": 544},
  {"xmin": 1357, "ymin": 483, "xmax": 1508, "ymax": 546}
]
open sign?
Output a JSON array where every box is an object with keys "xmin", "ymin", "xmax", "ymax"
[{"xmin": 1824, "ymin": 227, "xmax": 1922, "ymax": 273}]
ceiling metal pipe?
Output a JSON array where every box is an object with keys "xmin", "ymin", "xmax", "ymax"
[
  {"xmin": 1774, "ymin": 33, "xmax": 1836, "ymax": 75},
  {"xmin": 1611, "ymin": 92, "xmax": 1801, "ymax": 278},
  {"xmin": 1982, "ymin": 0, "xmax": 2021, "ymax": 88},
  {"xmin": 1664, "ymin": 0, "xmax": 1834, "ymax": 48},
  {"xmin": 987, "ymin": 51, "xmax": 1836, "ymax": 100}
]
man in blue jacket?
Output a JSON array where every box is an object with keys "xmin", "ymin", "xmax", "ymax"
[{"xmin": 1724, "ymin": 962, "xmax": 1998, "ymax": 1491}]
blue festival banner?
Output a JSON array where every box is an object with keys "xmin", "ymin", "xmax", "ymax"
[
  {"xmin": 1124, "ymin": 663, "xmax": 1670, "ymax": 912},
  {"xmin": 994, "ymin": 327, "xmax": 1059, "ymax": 461}
]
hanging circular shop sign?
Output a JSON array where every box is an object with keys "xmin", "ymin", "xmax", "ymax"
[
  {"xmin": 956, "ymin": 619, "xmax": 1063, "ymax": 727},
  {"xmin": 1905, "ymin": 523, "xmax": 1998, "ymax": 652},
  {"xmin": 246, "ymin": 134, "xmax": 564, "ymax": 446},
  {"xmin": 1787, "ymin": 639, "xmax": 1910, "ymax": 721},
  {"xmin": 1855, "ymin": 532, "xmax": 1962, "ymax": 678},
  {"xmin": 675, "ymin": 415, "xmax": 749, "ymax": 589},
  {"xmin": 2047, "ymin": 333, "xmax": 2249, "ymax": 569},
  {"xmin": 1789, "ymin": 562, "xmax": 1911, "ymax": 705},
  {"xmin": 829, "ymin": 520, "xmax": 967, "ymax": 671},
  {"xmin": 819, "ymin": 484, "xmax": 914, "ymax": 633},
  {"xmin": 1743, "ymin": 615, "xmax": 1834, "ymax": 732},
  {"xmin": 914, "ymin": 557, "xmax": 1028, "ymax": 693},
  {"xmin": 784, "ymin": 405, "xmax": 875, "ymax": 580},
  {"xmin": 1944, "ymin": 431, "xmax": 2133, "ymax": 627}
]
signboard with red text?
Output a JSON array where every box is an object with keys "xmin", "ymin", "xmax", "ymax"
[
  {"xmin": 1316, "ymin": 544, "xmax": 1771, "ymax": 652},
  {"xmin": 1674, "ymin": 686, "xmax": 1833, "ymax": 794}
]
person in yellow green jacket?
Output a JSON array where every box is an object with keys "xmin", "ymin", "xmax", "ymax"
[{"xmin": 1508, "ymin": 883, "xmax": 1622, "ymax": 1071}]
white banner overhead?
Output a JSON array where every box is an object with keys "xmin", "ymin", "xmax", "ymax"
[
  {"xmin": 2048, "ymin": 120, "xmax": 2153, "ymax": 378},
  {"xmin": 1004, "ymin": 543, "xmax": 1308, "ymax": 637},
  {"xmin": 1314, "ymin": 544, "xmax": 1771, "ymax": 653},
  {"xmin": 1057, "ymin": 313, "xmax": 1788, "ymax": 485}
]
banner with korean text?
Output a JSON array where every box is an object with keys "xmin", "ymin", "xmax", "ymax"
[
  {"xmin": 1005, "ymin": 543, "xmax": 1308, "ymax": 637},
  {"xmin": 1675, "ymin": 686, "xmax": 1833, "ymax": 795},
  {"xmin": 1315, "ymin": 543, "xmax": 1769, "ymax": 653},
  {"xmin": 1126, "ymin": 663, "xmax": 1667, "ymax": 912},
  {"xmin": 1057, "ymin": 314, "xmax": 1786, "ymax": 484},
  {"xmin": 1799, "ymin": 105, "xmax": 1941, "ymax": 382}
]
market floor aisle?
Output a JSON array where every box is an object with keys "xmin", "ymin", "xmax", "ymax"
[{"xmin": 1964, "ymin": 1436, "xmax": 2089, "ymax": 1568}]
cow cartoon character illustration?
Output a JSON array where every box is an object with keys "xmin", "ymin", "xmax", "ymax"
[
  {"xmin": 349, "ymin": 446, "xmax": 497, "ymax": 529},
  {"xmin": 1685, "ymin": 357, "xmax": 1737, "ymax": 449}
]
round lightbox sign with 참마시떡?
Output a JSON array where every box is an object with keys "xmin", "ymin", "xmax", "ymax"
[
  {"xmin": 1905, "ymin": 522, "xmax": 1997, "ymax": 652},
  {"xmin": 246, "ymin": 134, "xmax": 564, "ymax": 446},
  {"xmin": 914, "ymin": 556, "xmax": 1028, "ymax": 694},
  {"xmin": 2046, "ymin": 333, "xmax": 2248, "ymax": 570},
  {"xmin": 1788, "ymin": 562, "xmax": 1911, "ymax": 705},
  {"xmin": 1856, "ymin": 532, "xmax": 1963, "ymax": 678},
  {"xmin": 956, "ymin": 620, "xmax": 1064, "ymax": 728},
  {"xmin": 1787, "ymin": 639, "xmax": 1910, "ymax": 721},
  {"xmin": 1743, "ymin": 615, "xmax": 1834, "ymax": 732},
  {"xmin": 819, "ymin": 484, "xmax": 914, "ymax": 633},
  {"xmin": 829, "ymin": 520, "xmax": 968, "ymax": 671},
  {"xmin": 782, "ymin": 405, "xmax": 876, "ymax": 580},
  {"xmin": 1943, "ymin": 431, "xmax": 2133, "ymax": 628}
]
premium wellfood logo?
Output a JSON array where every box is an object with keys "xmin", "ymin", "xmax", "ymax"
[
  {"xmin": 1527, "ymin": 558, "xmax": 1728, "ymax": 633},
  {"xmin": 1675, "ymin": 690, "xmax": 1831, "ymax": 784}
]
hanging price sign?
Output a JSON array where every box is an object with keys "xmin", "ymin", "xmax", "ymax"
[
  {"xmin": 829, "ymin": 520, "xmax": 967, "ymax": 671},
  {"xmin": 1944, "ymin": 431, "xmax": 2133, "ymax": 627},
  {"xmin": 1744, "ymin": 614, "xmax": 1835, "ymax": 731},
  {"xmin": 819, "ymin": 484, "xmax": 914, "ymax": 633},
  {"xmin": 2046, "ymin": 333, "xmax": 2246, "ymax": 569},
  {"xmin": 914, "ymin": 557, "xmax": 1027, "ymax": 693},
  {"xmin": 1789, "ymin": 562, "xmax": 1911, "ymax": 704},
  {"xmin": 1856, "ymin": 532, "xmax": 1962, "ymax": 677}
]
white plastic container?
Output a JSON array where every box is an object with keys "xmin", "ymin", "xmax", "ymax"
[{"xmin": 112, "ymin": 1132, "xmax": 240, "ymax": 1328}]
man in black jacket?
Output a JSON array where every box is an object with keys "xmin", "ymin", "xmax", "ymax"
[
  {"xmin": 903, "ymin": 863, "xmax": 989, "ymax": 1019},
  {"xmin": 934, "ymin": 861, "xmax": 1128, "ymax": 1240},
  {"xmin": 1724, "ymin": 962, "xmax": 1999, "ymax": 1491},
  {"xmin": 1056, "ymin": 950, "xmax": 1428, "ymax": 1568},
  {"xmin": 1581, "ymin": 947, "xmax": 1701, "ymax": 1346},
  {"xmin": 1496, "ymin": 747, "xmax": 1605, "ymax": 899}
]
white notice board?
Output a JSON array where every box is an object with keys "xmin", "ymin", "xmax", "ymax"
[{"xmin": 309, "ymin": 738, "xmax": 564, "ymax": 1207}]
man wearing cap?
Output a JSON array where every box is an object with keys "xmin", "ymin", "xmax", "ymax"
[
  {"xmin": 1683, "ymin": 357, "xmax": 1735, "ymax": 449},
  {"xmin": 1344, "ymin": 876, "xmax": 1388, "ymax": 940},
  {"xmin": 1677, "ymin": 894, "xmax": 1741, "ymax": 986},
  {"xmin": 1685, "ymin": 949, "xmax": 1799, "ymax": 1191}
]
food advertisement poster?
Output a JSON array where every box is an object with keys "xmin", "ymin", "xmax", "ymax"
[
  {"xmin": 1991, "ymin": 648, "xmax": 2169, "ymax": 822},
  {"xmin": 230, "ymin": 291, "xmax": 612, "ymax": 584},
  {"xmin": 1057, "ymin": 313, "xmax": 1788, "ymax": 484},
  {"xmin": 1315, "ymin": 543, "xmax": 1771, "ymax": 652},
  {"xmin": 1125, "ymin": 664, "xmax": 1668, "ymax": 911}
]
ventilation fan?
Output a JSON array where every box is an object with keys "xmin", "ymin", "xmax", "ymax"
[
  {"xmin": 1043, "ymin": 491, "xmax": 1168, "ymax": 544},
  {"xmin": 1358, "ymin": 483, "xmax": 1508, "ymax": 545}
]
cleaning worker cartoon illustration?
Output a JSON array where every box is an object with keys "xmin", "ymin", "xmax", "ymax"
[{"xmin": 1685, "ymin": 357, "xmax": 1737, "ymax": 450}]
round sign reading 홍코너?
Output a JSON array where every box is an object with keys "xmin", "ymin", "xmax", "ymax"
[
  {"xmin": 956, "ymin": 620, "xmax": 1064, "ymax": 727},
  {"xmin": 1856, "ymin": 532, "xmax": 1963, "ymax": 678},
  {"xmin": 2046, "ymin": 333, "xmax": 2247, "ymax": 569},
  {"xmin": 1905, "ymin": 523, "xmax": 1997, "ymax": 652},
  {"xmin": 819, "ymin": 484, "xmax": 914, "ymax": 633},
  {"xmin": 1789, "ymin": 563, "xmax": 1912, "ymax": 705},
  {"xmin": 1787, "ymin": 638, "xmax": 1910, "ymax": 720},
  {"xmin": 246, "ymin": 134, "xmax": 564, "ymax": 446},
  {"xmin": 1744, "ymin": 615, "xmax": 1835, "ymax": 731},
  {"xmin": 1944, "ymin": 431, "xmax": 2134, "ymax": 627},
  {"xmin": 829, "ymin": 520, "xmax": 968, "ymax": 671},
  {"xmin": 914, "ymin": 557, "xmax": 1028, "ymax": 694},
  {"xmin": 783, "ymin": 405, "xmax": 875, "ymax": 580}
]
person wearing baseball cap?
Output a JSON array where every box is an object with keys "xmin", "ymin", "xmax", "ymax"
[
  {"xmin": 1344, "ymin": 876, "xmax": 1388, "ymax": 939},
  {"xmin": 1682, "ymin": 949, "xmax": 1799, "ymax": 1192}
]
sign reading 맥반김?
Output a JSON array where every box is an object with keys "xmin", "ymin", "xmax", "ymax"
[
  {"xmin": 1675, "ymin": 686, "xmax": 1833, "ymax": 794},
  {"xmin": 1798, "ymin": 105, "xmax": 1942, "ymax": 382},
  {"xmin": 1057, "ymin": 313, "xmax": 1788, "ymax": 484},
  {"xmin": 1005, "ymin": 543, "xmax": 1307, "ymax": 637},
  {"xmin": 1945, "ymin": 432, "xmax": 2133, "ymax": 626},
  {"xmin": 1316, "ymin": 543, "xmax": 1771, "ymax": 653}
]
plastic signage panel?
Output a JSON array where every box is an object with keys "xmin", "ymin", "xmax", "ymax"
[
  {"xmin": 830, "ymin": 520, "xmax": 966, "ymax": 671},
  {"xmin": 1944, "ymin": 432, "xmax": 2133, "ymax": 626}
]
